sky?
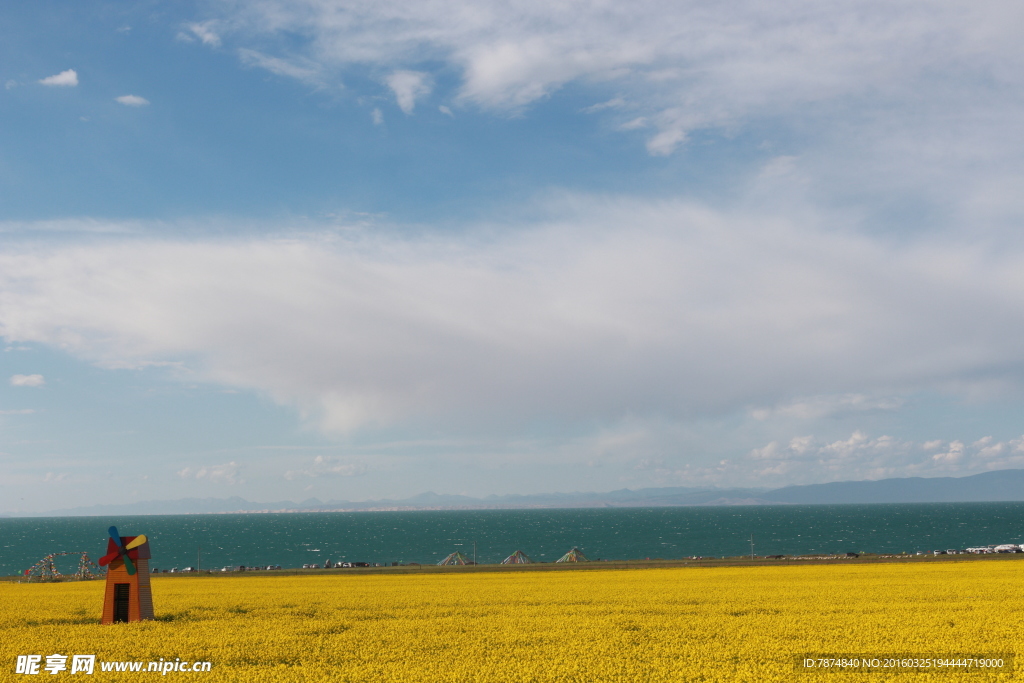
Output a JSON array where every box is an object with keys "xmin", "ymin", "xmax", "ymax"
[{"xmin": 2, "ymin": 0, "xmax": 1024, "ymax": 513}]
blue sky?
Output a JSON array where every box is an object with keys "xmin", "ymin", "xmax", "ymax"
[{"xmin": 3, "ymin": 0, "xmax": 1024, "ymax": 513}]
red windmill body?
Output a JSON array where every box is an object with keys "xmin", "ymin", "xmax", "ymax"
[{"xmin": 99, "ymin": 527, "xmax": 154, "ymax": 624}]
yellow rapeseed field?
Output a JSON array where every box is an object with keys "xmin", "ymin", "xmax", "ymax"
[{"xmin": 2, "ymin": 561, "xmax": 1020, "ymax": 682}]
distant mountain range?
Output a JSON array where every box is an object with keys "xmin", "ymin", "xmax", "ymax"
[{"xmin": 10, "ymin": 469, "xmax": 1024, "ymax": 517}]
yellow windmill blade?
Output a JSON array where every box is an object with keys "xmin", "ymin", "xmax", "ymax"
[{"xmin": 126, "ymin": 534, "xmax": 148, "ymax": 550}]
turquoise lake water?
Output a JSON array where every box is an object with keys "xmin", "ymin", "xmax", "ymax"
[{"xmin": 3, "ymin": 503, "xmax": 1023, "ymax": 575}]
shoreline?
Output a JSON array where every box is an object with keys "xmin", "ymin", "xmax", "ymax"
[{"xmin": 7, "ymin": 550, "xmax": 1023, "ymax": 582}]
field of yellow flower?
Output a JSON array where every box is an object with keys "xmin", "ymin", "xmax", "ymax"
[{"xmin": 2, "ymin": 560, "xmax": 1020, "ymax": 682}]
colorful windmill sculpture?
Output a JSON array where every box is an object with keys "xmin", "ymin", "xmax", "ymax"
[
  {"xmin": 555, "ymin": 547, "xmax": 589, "ymax": 563},
  {"xmin": 501, "ymin": 549, "xmax": 533, "ymax": 564},
  {"xmin": 99, "ymin": 526, "xmax": 154, "ymax": 624},
  {"xmin": 437, "ymin": 550, "xmax": 472, "ymax": 566}
]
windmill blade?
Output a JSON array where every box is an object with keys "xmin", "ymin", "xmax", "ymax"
[
  {"xmin": 106, "ymin": 525, "xmax": 137, "ymax": 575},
  {"xmin": 125, "ymin": 535, "xmax": 147, "ymax": 550},
  {"xmin": 99, "ymin": 526, "xmax": 122, "ymax": 565}
]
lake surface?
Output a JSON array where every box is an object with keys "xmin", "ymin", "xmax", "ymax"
[{"xmin": 3, "ymin": 503, "xmax": 1023, "ymax": 575}]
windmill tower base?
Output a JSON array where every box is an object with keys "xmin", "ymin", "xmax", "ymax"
[{"xmin": 101, "ymin": 536, "xmax": 154, "ymax": 624}]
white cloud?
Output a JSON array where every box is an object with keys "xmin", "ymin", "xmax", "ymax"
[
  {"xmin": 177, "ymin": 461, "xmax": 241, "ymax": 484},
  {"xmin": 976, "ymin": 442, "xmax": 1005, "ymax": 460},
  {"xmin": 371, "ymin": 108, "xmax": 383, "ymax": 125},
  {"xmin": 0, "ymin": 217, "xmax": 143, "ymax": 234},
  {"xmin": 115, "ymin": 95, "xmax": 150, "ymax": 107},
  {"xmin": 788, "ymin": 436, "xmax": 814, "ymax": 455},
  {"xmin": 929, "ymin": 440, "xmax": 958, "ymax": 462},
  {"xmin": 195, "ymin": 0, "xmax": 1024, "ymax": 159},
  {"xmin": 749, "ymin": 442, "xmax": 782, "ymax": 461},
  {"xmin": 38, "ymin": 69, "xmax": 78, "ymax": 87},
  {"xmin": 9, "ymin": 374, "xmax": 44, "ymax": 387},
  {"xmin": 438, "ymin": 105, "xmax": 453, "ymax": 116},
  {"xmin": 3, "ymin": 196, "xmax": 1024, "ymax": 440},
  {"xmin": 744, "ymin": 431, "xmax": 1024, "ymax": 485},
  {"xmin": 238, "ymin": 49, "xmax": 324, "ymax": 86},
  {"xmin": 385, "ymin": 70, "xmax": 432, "ymax": 114},
  {"xmin": 582, "ymin": 98, "xmax": 625, "ymax": 114},
  {"xmin": 185, "ymin": 21, "xmax": 221, "ymax": 47},
  {"xmin": 632, "ymin": 457, "xmax": 664, "ymax": 471},
  {"xmin": 751, "ymin": 394, "xmax": 905, "ymax": 421},
  {"xmin": 285, "ymin": 456, "xmax": 367, "ymax": 479},
  {"xmin": 645, "ymin": 128, "xmax": 687, "ymax": 157}
]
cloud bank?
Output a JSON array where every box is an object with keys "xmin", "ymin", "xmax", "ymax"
[
  {"xmin": 2, "ymin": 197, "xmax": 1024, "ymax": 440},
  {"xmin": 198, "ymin": 0, "xmax": 1024, "ymax": 157},
  {"xmin": 744, "ymin": 432, "xmax": 1024, "ymax": 485}
]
